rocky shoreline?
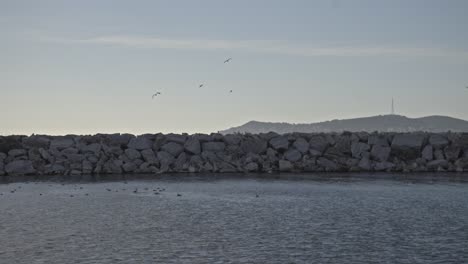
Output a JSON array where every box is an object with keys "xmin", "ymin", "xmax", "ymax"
[{"xmin": 1, "ymin": 132, "xmax": 468, "ymax": 176}]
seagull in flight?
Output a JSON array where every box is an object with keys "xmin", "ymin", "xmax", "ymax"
[
  {"xmin": 199, "ymin": 84, "xmax": 204, "ymax": 88},
  {"xmin": 152, "ymin": 92, "xmax": 161, "ymax": 99},
  {"xmin": 224, "ymin": 58, "xmax": 232, "ymax": 63}
]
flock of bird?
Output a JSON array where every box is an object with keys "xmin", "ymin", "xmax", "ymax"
[
  {"xmin": 152, "ymin": 57, "xmax": 233, "ymax": 99},
  {"xmin": 1, "ymin": 181, "xmax": 262, "ymax": 198}
]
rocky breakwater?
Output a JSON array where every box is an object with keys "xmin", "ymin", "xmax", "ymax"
[{"xmin": 1, "ymin": 132, "xmax": 468, "ymax": 176}]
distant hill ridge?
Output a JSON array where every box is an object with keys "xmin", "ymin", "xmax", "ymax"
[{"xmin": 220, "ymin": 115, "xmax": 468, "ymax": 134}]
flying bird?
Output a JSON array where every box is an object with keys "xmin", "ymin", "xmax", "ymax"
[
  {"xmin": 152, "ymin": 92, "xmax": 161, "ymax": 99},
  {"xmin": 224, "ymin": 58, "xmax": 232, "ymax": 63},
  {"xmin": 229, "ymin": 90, "xmax": 233, "ymax": 93},
  {"xmin": 199, "ymin": 84, "xmax": 204, "ymax": 88}
]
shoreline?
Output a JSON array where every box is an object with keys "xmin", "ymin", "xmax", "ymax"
[{"xmin": 1, "ymin": 132, "xmax": 468, "ymax": 176}]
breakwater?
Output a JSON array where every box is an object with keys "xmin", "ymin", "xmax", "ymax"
[{"xmin": 1, "ymin": 132, "xmax": 468, "ymax": 176}]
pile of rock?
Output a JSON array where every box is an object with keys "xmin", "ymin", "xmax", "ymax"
[{"xmin": 1, "ymin": 132, "xmax": 468, "ymax": 176}]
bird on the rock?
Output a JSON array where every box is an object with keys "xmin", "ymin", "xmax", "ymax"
[
  {"xmin": 224, "ymin": 58, "xmax": 232, "ymax": 63},
  {"xmin": 152, "ymin": 92, "xmax": 161, "ymax": 99}
]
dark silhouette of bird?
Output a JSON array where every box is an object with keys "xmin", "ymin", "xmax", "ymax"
[
  {"xmin": 199, "ymin": 84, "xmax": 204, "ymax": 88},
  {"xmin": 152, "ymin": 92, "xmax": 161, "ymax": 99},
  {"xmin": 224, "ymin": 58, "xmax": 232, "ymax": 63},
  {"xmin": 133, "ymin": 188, "xmax": 138, "ymax": 193},
  {"xmin": 177, "ymin": 193, "xmax": 182, "ymax": 197},
  {"xmin": 229, "ymin": 90, "xmax": 233, "ymax": 93}
]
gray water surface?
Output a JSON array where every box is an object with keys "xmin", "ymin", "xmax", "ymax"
[{"xmin": 1, "ymin": 174, "xmax": 467, "ymax": 264}]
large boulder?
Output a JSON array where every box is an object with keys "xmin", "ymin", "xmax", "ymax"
[
  {"xmin": 224, "ymin": 134, "xmax": 242, "ymax": 146},
  {"xmin": 269, "ymin": 136, "xmax": 289, "ymax": 152},
  {"xmin": 279, "ymin": 160, "xmax": 293, "ymax": 172},
  {"xmin": 358, "ymin": 157, "xmax": 372, "ymax": 171},
  {"xmin": 79, "ymin": 143, "xmax": 102, "ymax": 156},
  {"xmin": 125, "ymin": 149, "xmax": 141, "ymax": 160},
  {"xmin": 106, "ymin": 134, "xmax": 134, "ymax": 147},
  {"xmin": 140, "ymin": 149, "xmax": 157, "ymax": 164},
  {"xmin": 22, "ymin": 136, "xmax": 50, "ymax": 149},
  {"xmin": 8, "ymin": 149, "xmax": 27, "ymax": 158},
  {"xmin": 157, "ymin": 151, "xmax": 175, "ymax": 166},
  {"xmin": 454, "ymin": 158, "xmax": 468, "ymax": 171},
  {"xmin": 244, "ymin": 162, "xmax": 259, "ymax": 172},
  {"xmin": 427, "ymin": 159, "xmax": 449, "ymax": 170},
  {"xmin": 421, "ymin": 145, "xmax": 433, "ymax": 161},
  {"xmin": 368, "ymin": 135, "xmax": 390, "ymax": 147},
  {"xmin": 161, "ymin": 142, "xmax": 184, "ymax": 157},
  {"xmin": 50, "ymin": 138, "xmax": 75, "ymax": 150},
  {"xmin": 324, "ymin": 147, "xmax": 346, "ymax": 159},
  {"xmin": 444, "ymin": 146, "xmax": 461, "ymax": 161},
  {"xmin": 308, "ymin": 136, "xmax": 328, "ymax": 153},
  {"xmin": 240, "ymin": 137, "xmax": 267, "ymax": 154},
  {"xmin": 351, "ymin": 142, "xmax": 370, "ymax": 159},
  {"xmin": 5, "ymin": 160, "xmax": 35, "ymax": 175},
  {"xmin": 284, "ymin": 149, "xmax": 302, "ymax": 162},
  {"xmin": 173, "ymin": 152, "xmax": 187, "ymax": 171},
  {"xmin": 335, "ymin": 136, "xmax": 352, "ymax": 154},
  {"xmin": 192, "ymin": 134, "xmax": 214, "ymax": 143},
  {"xmin": 391, "ymin": 134, "xmax": 425, "ymax": 160},
  {"xmin": 0, "ymin": 136, "xmax": 23, "ymax": 153},
  {"xmin": 165, "ymin": 134, "xmax": 187, "ymax": 145},
  {"xmin": 317, "ymin": 157, "xmax": 339, "ymax": 171},
  {"xmin": 202, "ymin": 142, "xmax": 225, "ymax": 152},
  {"xmin": 293, "ymin": 138, "xmax": 309, "ymax": 154},
  {"xmin": 374, "ymin": 161, "xmax": 395, "ymax": 171},
  {"xmin": 128, "ymin": 137, "xmax": 152, "ymax": 150},
  {"xmin": 184, "ymin": 138, "xmax": 201, "ymax": 155},
  {"xmin": 428, "ymin": 134, "xmax": 449, "ymax": 149}
]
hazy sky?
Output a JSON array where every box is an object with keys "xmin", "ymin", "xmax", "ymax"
[{"xmin": 2, "ymin": 0, "xmax": 468, "ymax": 135}]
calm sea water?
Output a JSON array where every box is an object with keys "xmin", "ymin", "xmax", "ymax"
[{"xmin": 0, "ymin": 173, "xmax": 467, "ymax": 264}]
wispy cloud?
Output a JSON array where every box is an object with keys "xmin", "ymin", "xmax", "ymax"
[{"xmin": 40, "ymin": 35, "xmax": 468, "ymax": 58}]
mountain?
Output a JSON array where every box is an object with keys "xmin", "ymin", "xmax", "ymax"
[{"xmin": 220, "ymin": 115, "xmax": 468, "ymax": 134}]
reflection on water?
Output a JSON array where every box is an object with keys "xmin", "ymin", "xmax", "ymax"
[{"xmin": 1, "ymin": 173, "xmax": 467, "ymax": 264}]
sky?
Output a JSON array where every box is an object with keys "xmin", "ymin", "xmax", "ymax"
[{"xmin": 1, "ymin": 0, "xmax": 468, "ymax": 135}]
